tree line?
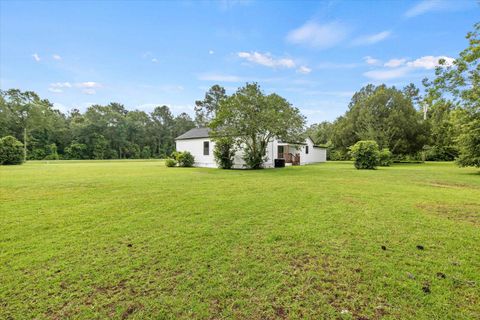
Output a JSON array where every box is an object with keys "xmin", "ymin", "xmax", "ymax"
[{"xmin": 0, "ymin": 91, "xmax": 196, "ymax": 160}]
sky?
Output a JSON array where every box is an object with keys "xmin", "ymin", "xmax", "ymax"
[{"xmin": 0, "ymin": 0, "xmax": 478, "ymax": 124}]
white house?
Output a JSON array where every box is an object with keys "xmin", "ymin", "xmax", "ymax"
[{"xmin": 175, "ymin": 127, "xmax": 327, "ymax": 168}]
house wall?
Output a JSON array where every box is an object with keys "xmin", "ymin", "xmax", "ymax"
[
  {"xmin": 300, "ymin": 138, "xmax": 327, "ymax": 164},
  {"xmin": 175, "ymin": 138, "xmax": 275, "ymax": 168},
  {"xmin": 175, "ymin": 137, "xmax": 324, "ymax": 168},
  {"xmin": 176, "ymin": 138, "xmax": 217, "ymax": 168}
]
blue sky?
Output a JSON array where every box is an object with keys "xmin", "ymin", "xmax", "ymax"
[{"xmin": 0, "ymin": 0, "xmax": 478, "ymax": 124}]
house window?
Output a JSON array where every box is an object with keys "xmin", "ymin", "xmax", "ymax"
[
  {"xmin": 203, "ymin": 141, "xmax": 209, "ymax": 155},
  {"xmin": 305, "ymin": 146, "xmax": 309, "ymax": 154}
]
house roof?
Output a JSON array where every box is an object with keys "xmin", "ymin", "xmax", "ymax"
[
  {"xmin": 175, "ymin": 127, "xmax": 211, "ymax": 140},
  {"xmin": 175, "ymin": 128, "xmax": 327, "ymax": 148}
]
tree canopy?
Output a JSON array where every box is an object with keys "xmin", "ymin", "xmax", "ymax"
[
  {"xmin": 210, "ymin": 83, "xmax": 305, "ymax": 169},
  {"xmin": 0, "ymin": 89, "xmax": 195, "ymax": 160}
]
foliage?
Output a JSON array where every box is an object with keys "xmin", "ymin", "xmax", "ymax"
[
  {"xmin": 0, "ymin": 135, "xmax": 24, "ymax": 165},
  {"xmin": 92, "ymin": 134, "xmax": 109, "ymax": 159},
  {"xmin": 349, "ymin": 140, "xmax": 380, "ymax": 169},
  {"xmin": 141, "ymin": 146, "xmax": 152, "ymax": 159},
  {"xmin": 213, "ymin": 137, "xmax": 236, "ymax": 169},
  {"xmin": 210, "ymin": 83, "xmax": 305, "ymax": 169},
  {"xmin": 164, "ymin": 158, "xmax": 177, "ymax": 167},
  {"xmin": 174, "ymin": 151, "xmax": 195, "ymax": 167},
  {"xmin": 194, "ymin": 85, "xmax": 226, "ymax": 127},
  {"xmin": 427, "ymin": 23, "xmax": 480, "ymax": 167},
  {"xmin": 378, "ymin": 148, "xmax": 392, "ymax": 166},
  {"xmin": 306, "ymin": 121, "xmax": 333, "ymax": 145},
  {"xmin": 308, "ymin": 84, "xmax": 430, "ymax": 160},
  {"xmin": 122, "ymin": 143, "xmax": 141, "ymax": 159},
  {"xmin": 65, "ymin": 142, "xmax": 88, "ymax": 159},
  {"xmin": 0, "ymin": 90, "xmax": 195, "ymax": 160},
  {"xmin": 44, "ymin": 143, "xmax": 59, "ymax": 160}
]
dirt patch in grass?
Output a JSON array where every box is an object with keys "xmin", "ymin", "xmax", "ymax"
[
  {"xmin": 417, "ymin": 203, "xmax": 480, "ymax": 226},
  {"xmin": 276, "ymin": 252, "xmax": 389, "ymax": 319},
  {"xmin": 426, "ymin": 181, "xmax": 478, "ymax": 190}
]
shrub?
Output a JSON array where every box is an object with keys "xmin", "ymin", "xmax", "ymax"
[
  {"xmin": 165, "ymin": 158, "xmax": 177, "ymax": 167},
  {"xmin": 123, "ymin": 143, "xmax": 141, "ymax": 159},
  {"xmin": 213, "ymin": 138, "xmax": 236, "ymax": 169},
  {"xmin": 44, "ymin": 143, "xmax": 59, "ymax": 160},
  {"xmin": 349, "ymin": 140, "xmax": 380, "ymax": 169},
  {"xmin": 378, "ymin": 148, "xmax": 392, "ymax": 166},
  {"xmin": 0, "ymin": 136, "xmax": 24, "ymax": 165},
  {"xmin": 176, "ymin": 151, "xmax": 195, "ymax": 167}
]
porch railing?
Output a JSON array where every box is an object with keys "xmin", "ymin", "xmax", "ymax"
[{"xmin": 278, "ymin": 153, "xmax": 300, "ymax": 165}]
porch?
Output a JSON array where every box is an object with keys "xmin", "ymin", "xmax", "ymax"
[{"xmin": 277, "ymin": 144, "xmax": 300, "ymax": 165}]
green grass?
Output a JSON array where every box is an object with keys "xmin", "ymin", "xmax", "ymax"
[{"xmin": 1, "ymin": 160, "xmax": 479, "ymax": 319}]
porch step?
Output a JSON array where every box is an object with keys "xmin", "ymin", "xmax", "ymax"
[{"xmin": 285, "ymin": 163, "xmax": 293, "ymax": 166}]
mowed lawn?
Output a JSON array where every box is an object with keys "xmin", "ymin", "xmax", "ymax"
[{"xmin": 0, "ymin": 161, "xmax": 479, "ymax": 319}]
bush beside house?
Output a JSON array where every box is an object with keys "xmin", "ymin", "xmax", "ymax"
[{"xmin": 166, "ymin": 151, "xmax": 195, "ymax": 167}]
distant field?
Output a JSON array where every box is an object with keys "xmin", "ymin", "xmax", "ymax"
[{"xmin": 1, "ymin": 160, "xmax": 479, "ymax": 319}]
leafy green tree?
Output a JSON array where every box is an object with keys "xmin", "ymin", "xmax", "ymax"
[
  {"xmin": 211, "ymin": 83, "xmax": 305, "ymax": 169},
  {"xmin": 65, "ymin": 142, "xmax": 88, "ymax": 159},
  {"xmin": 194, "ymin": 85, "xmax": 226, "ymax": 127},
  {"xmin": 330, "ymin": 84, "xmax": 427, "ymax": 157},
  {"xmin": 123, "ymin": 143, "xmax": 141, "ymax": 159},
  {"xmin": 92, "ymin": 134, "xmax": 108, "ymax": 159},
  {"xmin": 0, "ymin": 89, "xmax": 60, "ymax": 161},
  {"xmin": 306, "ymin": 121, "xmax": 333, "ymax": 145},
  {"xmin": 428, "ymin": 23, "xmax": 480, "ymax": 167},
  {"xmin": 173, "ymin": 112, "xmax": 195, "ymax": 140},
  {"xmin": 141, "ymin": 146, "xmax": 151, "ymax": 159},
  {"xmin": 0, "ymin": 135, "xmax": 24, "ymax": 165},
  {"xmin": 44, "ymin": 143, "xmax": 59, "ymax": 160},
  {"xmin": 150, "ymin": 105, "xmax": 175, "ymax": 157}
]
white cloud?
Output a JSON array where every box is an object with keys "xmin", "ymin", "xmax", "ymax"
[
  {"xmin": 237, "ymin": 51, "xmax": 296, "ymax": 69},
  {"xmin": 151, "ymin": 58, "xmax": 158, "ymax": 63},
  {"xmin": 404, "ymin": 0, "xmax": 466, "ymax": 18},
  {"xmin": 52, "ymin": 54, "xmax": 62, "ymax": 60},
  {"xmin": 384, "ymin": 58, "xmax": 407, "ymax": 68},
  {"xmin": 286, "ymin": 21, "xmax": 348, "ymax": 49},
  {"xmin": 352, "ymin": 30, "xmax": 391, "ymax": 46},
  {"xmin": 50, "ymin": 82, "xmax": 72, "ymax": 88},
  {"xmin": 48, "ymin": 82, "xmax": 72, "ymax": 93},
  {"xmin": 364, "ymin": 67, "xmax": 411, "ymax": 80},
  {"xmin": 32, "ymin": 53, "xmax": 40, "ymax": 62},
  {"xmin": 209, "ymin": 50, "xmax": 215, "ymax": 55},
  {"xmin": 77, "ymin": 81, "xmax": 101, "ymax": 88},
  {"xmin": 363, "ymin": 56, "xmax": 381, "ymax": 65},
  {"xmin": 198, "ymin": 73, "xmax": 243, "ymax": 82},
  {"xmin": 297, "ymin": 66, "xmax": 312, "ymax": 74},
  {"xmin": 364, "ymin": 55, "xmax": 455, "ymax": 81},
  {"xmin": 406, "ymin": 55, "xmax": 454, "ymax": 69}
]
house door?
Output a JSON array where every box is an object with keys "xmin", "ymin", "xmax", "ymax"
[{"xmin": 277, "ymin": 145, "xmax": 284, "ymax": 158}]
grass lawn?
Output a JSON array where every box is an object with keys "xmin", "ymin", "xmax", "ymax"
[{"xmin": 0, "ymin": 160, "xmax": 479, "ymax": 319}]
